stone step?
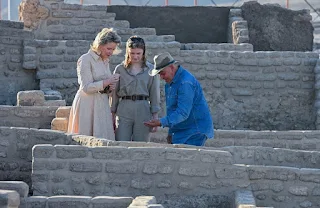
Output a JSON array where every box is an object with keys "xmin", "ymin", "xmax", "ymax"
[
  {"xmin": 51, "ymin": 117, "xmax": 68, "ymax": 132},
  {"xmin": 0, "ymin": 181, "xmax": 29, "ymax": 198},
  {"xmin": 222, "ymin": 146, "xmax": 320, "ymax": 169},
  {"xmin": 43, "ymin": 100, "xmax": 66, "ymax": 107},
  {"xmin": 44, "ymin": 95, "xmax": 62, "ymax": 101},
  {"xmin": 132, "ymin": 28, "xmax": 156, "ymax": 35},
  {"xmin": 181, "ymin": 43, "xmax": 253, "ymax": 51},
  {"xmin": 55, "ymin": 106, "xmax": 71, "ymax": 118},
  {"xmin": 119, "ymin": 35, "xmax": 175, "ymax": 42},
  {"xmin": 234, "ymin": 190, "xmax": 256, "ymax": 208},
  {"xmin": 0, "ymin": 190, "xmax": 20, "ymax": 208}
]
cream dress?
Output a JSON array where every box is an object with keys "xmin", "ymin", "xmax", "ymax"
[{"xmin": 67, "ymin": 49, "xmax": 115, "ymax": 140}]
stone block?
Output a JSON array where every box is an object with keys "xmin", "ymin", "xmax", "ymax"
[
  {"xmin": 33, "ymin": 144, "xmax": 55, "ymax": 158},
  {"xmin": 129, "ymin": 196, "xmax": 157, "ymax": 206},
  {"xmin": 178, "ymin": 164, "xmax": 210, "ymax": 177},
  {"xmin": 131, "ymin": 179, "xmax": 153, "ymax": 190},
  {"xmin": 129, "ymin": 147, "xmax": 166, "ymax": 161},
  {"xmin": 0, "ymin": 181, "xmax": 29, "ymax": 197},
  {"xmin": 52, "ymin": 11, "xmax": 74, "ymax": 18},
  {"xmin": 61, "ymin": 3, "xmax": 82, "ymax": 10},
  {"xmin": 288, "ymin": 186, "xmax": 308, "ymax": 196},
  {"xmin": 69, "ymin": 161, "xmax": 102, "ymax": 172},
  {"xmin": 51, "ymin": 118, "xmax": 68, "ymax": 132},
  {"xmin": 165, "ymin": 148, "xmax": 198, "ymax": 161},
  {"xmin": 91, "ymin": 196, "xmax": 133, "ymax": 208},
  {"xmin": 148, "ymin": 205, "xmax": 164, "ymax": 208},
  {"xmin": 105, "ymin": 161, "xmax": 137, "ymax": 173},
  {"xmin": 47, "ymin": 196, "xmax": 91, "ymax": 208},
  {"xmin": 43, "ymin": 100, "xmax": 66, "ymax": 107},
  {"xmin": 17, "ymin": 90, "xmax": 45, "ymax": 106},
  {"xmin": 199, "ymin": 149, "xmax": 233, "ymax": 164},
  {"xmin": 23, "ymin": 196, "xmax": 47, "ymax": 208},
  {"xmin": 0, "ymin": 190, "xmax": 20, "ymax": 208},
  {"xmin": 132, "ymin": 28, "xmax": 156, "ymax": 35},
  {"xmin": 91, "ymin": 147, "xmax": 128, "ymax": 160},
  {"xmin": 234, "ymin": 190, "xmax": 256, "ymax": 208},
  {"xmin": 55, "ymin": 145, "xmax": 88, "ymax": 159},
  {"xmin": 215, "ymin": 165, "xmax": 247, "ymax": 179}
]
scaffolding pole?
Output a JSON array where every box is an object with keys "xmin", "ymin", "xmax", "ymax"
[
  {"xmin": 194, "ymin": 0, "xmax": 198, "ymax": 6},
  {"xmin": 165, "ymin": 0, "xmax": 168, "ymax": 6},
  {"xmin": 7, "ymin": 0, "xmax": 10, "ymax": 20}
]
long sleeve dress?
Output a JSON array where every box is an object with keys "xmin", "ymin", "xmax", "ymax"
[{"xmin": 67, "ymin": 49, "xmax": 115, "ymax": 140}]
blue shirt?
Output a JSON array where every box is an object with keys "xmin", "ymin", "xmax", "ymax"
[{"xmin": 160, "ymin": 66, "xmax": 214, "ymax": 144}]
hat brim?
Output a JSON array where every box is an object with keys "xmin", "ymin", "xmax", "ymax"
[{"xmin": 148, "ymin": 61, "xmax": 179, "ymax": 76}]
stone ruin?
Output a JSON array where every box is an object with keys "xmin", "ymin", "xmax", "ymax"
[{"xmin": 0, "ymin": 0, "xmax": 320, "ymax": 207}]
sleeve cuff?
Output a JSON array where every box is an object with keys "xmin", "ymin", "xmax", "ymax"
[
  {"xmin": 160, "ymin": 117, "xmax": 168, "ymax": 128},
  {"xmin": 98, "ymin": 80, "xmax": 104, "ymax": 91}
]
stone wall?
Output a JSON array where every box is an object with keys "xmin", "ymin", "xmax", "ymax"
[
  {"xmin": 178, "ymin": 51, "xmax": 319, "ymax": 130},
  {"xmin": 0, "ymin": 106, "xmax": 58, "ymax": 129},
  {"xmin": 38, "ymin": 48, "xmax": 319, "ymax": 130},
  {"xmin": 221, "ymin": 146, "xmax": 320, "ymax": 169},
  {"xmin": 23, "ymin": 39, "xmax": 180, "ymax": 104},
  {"xmin": 32, "ymin": 145, "xmax": 320, "ymax": 208},
  {"xmin": 14, "ymin": 0, "xmax": 320, "ymax": 130},
  {"xmin": 0, "ymin": 20, "xmax": 38, "ymax": 105},
  {"xmin": 206, "ymin": 130, "xmax": 320, "ymax": 151},
  {"xmin": 106, "ymin": 5, "xmax": 230, "ymax": 43},
  {"xmin": 0, "ymin": 127, "xmax": 73, "ymax": 191}
]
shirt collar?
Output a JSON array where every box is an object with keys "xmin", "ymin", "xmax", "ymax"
[{"xmin": 88, "ymin": 49, "xmax": 109, "ymax": 63}]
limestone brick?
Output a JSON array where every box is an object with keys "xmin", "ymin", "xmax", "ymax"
[
  {"xmin": 17, "ymin": 90, "xmax": 45, "ymax": 106},
  {"xmin": 0, "ymin": 190, "xmax": 20, "ymax": 208}
]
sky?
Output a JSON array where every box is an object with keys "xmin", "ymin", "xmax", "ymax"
[{"xmin": 1, "ymin": 0, "xmax": 319, "ymax": 21}]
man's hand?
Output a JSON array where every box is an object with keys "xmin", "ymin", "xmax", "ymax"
[
  {"xmin": 144, "ymin": 119, "xmax": 161, "ymax": 128},
  {"xmin": 166, "ymin": 135, "xmax": 172, "ymax": 144},
  {"xmin": 150, "ymin": 127, "xmax": 158, "ymax": 133}
]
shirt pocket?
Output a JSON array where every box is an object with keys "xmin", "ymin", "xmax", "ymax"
[{"xmin": 167, "ymin": 93, "xmax": 178, "ymax": 109}]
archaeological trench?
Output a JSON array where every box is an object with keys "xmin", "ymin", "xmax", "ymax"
[{"xmin": 0, "ymin": 0, "xmax": 320, "ymax": 207}]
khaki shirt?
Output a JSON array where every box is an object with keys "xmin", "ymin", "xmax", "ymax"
[{"xmin": 110, "ymin": 62, "xmax": 160, "ymax": 114}]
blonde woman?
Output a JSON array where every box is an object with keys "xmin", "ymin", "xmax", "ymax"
[
  {"xmin": 68, "ymin": 28, "xmax": 121, "ymax": 140},
  {"xmin": 111, "ymin": 36, "xmax": 160, "ymax": 142}
]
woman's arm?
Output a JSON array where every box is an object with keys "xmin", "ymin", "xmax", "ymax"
[{"xmin": 77, "ymin": 55, "xmax": 105, "ymax": 94}]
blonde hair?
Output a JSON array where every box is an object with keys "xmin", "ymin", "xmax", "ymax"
[
  {"xmin": 124, "ymin": 36, "xmax": 147, "ymax": 68},
  {"xmin": 91, "ymin": 28, "xmax": 121, "ymax": 55}
]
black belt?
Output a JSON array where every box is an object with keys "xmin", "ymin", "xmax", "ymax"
[
  {"xmin": 121, "ymin": 95, "xmax": 149, "ymax": 101},
  {"xmin": 98, "ymin": 86, "xmax": 110, "ymax": 94}
]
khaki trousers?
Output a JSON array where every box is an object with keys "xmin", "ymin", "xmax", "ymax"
[{"xmin": 115, "ymin": 99, "xmax": 152, "ymax": 142}]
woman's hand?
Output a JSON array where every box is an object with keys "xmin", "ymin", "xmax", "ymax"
[{"xmin": 104, "ymin": 74, "xmax": 120, "ymax": 89}]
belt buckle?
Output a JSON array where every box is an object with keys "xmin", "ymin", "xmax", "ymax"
[{"xmin": 132, "ymin": 95, "xmax": 137, "ymax": 101}]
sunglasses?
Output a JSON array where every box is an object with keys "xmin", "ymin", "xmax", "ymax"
[{"xmin": 127, "ymin": 36, "xmax": 145, "ymax": 48}]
